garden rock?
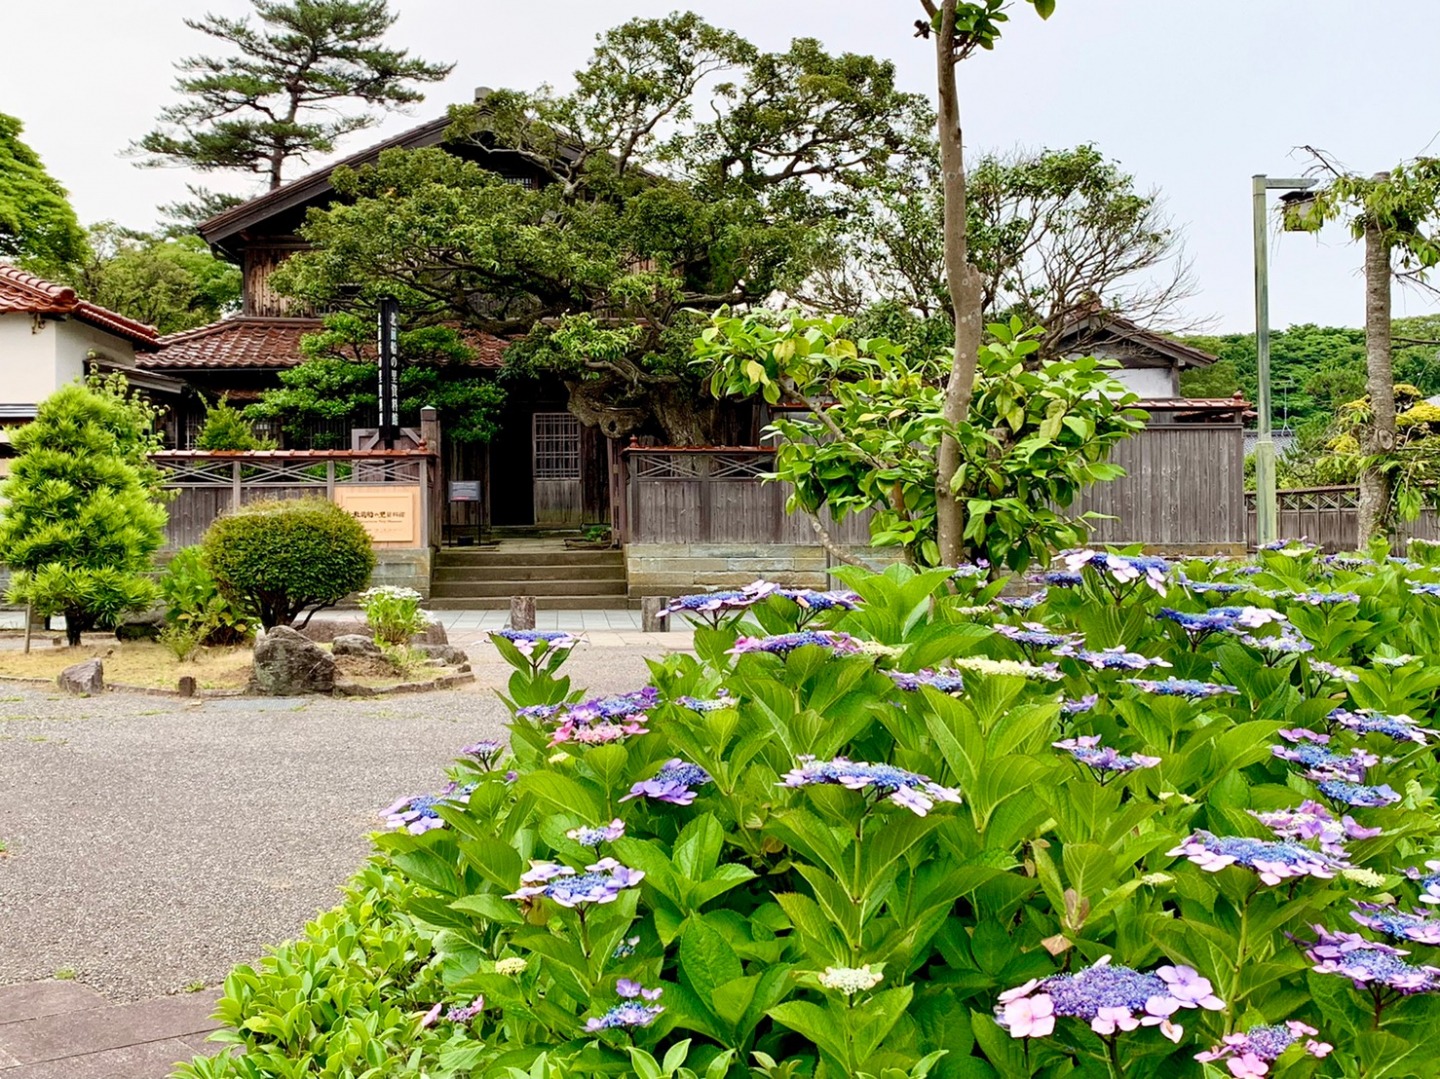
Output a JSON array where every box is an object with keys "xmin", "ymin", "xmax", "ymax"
[
  {"xmin": 332, "ymin": 634, "xmax": 382, "ymax": 657},
  {"xmin": 250, "ymin": 626, "xmax": 335, "ymax": 696},
  {"xmin": 58, "ymin": 658, "xmax": 104, "ymax": 695},
  {"xmin": 115, "ymin": 610, "xmax": 165, "ymax": 642},
  {"xmin": 413, "ymin": 643, "xmax": 468, "ymax": 666}
]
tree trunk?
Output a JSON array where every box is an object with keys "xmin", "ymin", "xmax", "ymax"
[
  {"xmin": 932, "ymin": 3, "xmax": 984, "ymax": 566},
  {"xmin": 1356, "ymin": 212, "xmax": 1395, "ymax": 546}
]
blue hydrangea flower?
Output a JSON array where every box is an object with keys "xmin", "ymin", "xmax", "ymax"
[
  {"xmin": 621, "ymin": 759, "xmax": 711, "ymax": 805},
  {"xmin": 1309, "ymin": 660, "xmax": 1360, "ymax": 683},
  {"xmin": 1122, "ymin": 677, "xmax": 1239, "ymax": 698},
  {"xmin": 506, "ymin": 857, "xmax": 645, "ymax": 907},
  {"xmin": 675, "ymin": 692, "xmax": 734, "ymax": 712},
  {"xmin": 1061, "ymin": 694, "xmax": 1099, "ymax": 714},
  {"xmin": 459, "ymin": 739, "xmax": 506, "ymax": 767},
  {"xmin": 1406, "ymin": 860, "xmax": 1440, "ymax": 905},
  {"xmin": 1059, "ymin": 549, "xmax": 1171, "ymax": 595},
  {"xmin": 1410, "ymin": 583, "xmax": 1440, "ymax": 597},
  {"xmin": 1169, "ymin": 830, "xmax": 1335, "ymax": 885},
  {"xmin": 586, "ymin": 997, "xmax": 664, "ymax": 1031},
  {"xmin": 1351, "ymin": 902, "xmax": 1440, "ymax": 945},
  {"xmin": 380, "ymin": 783, "xmax": 475, "ymax": 834},
  {"xmin": 566, "ymin": 819, "xmax": 626, "ymax": 847},
  {"xmin": 728, "ymin": 631, "xmax": 862, "ymax": 657},
  {"xmin": 1056, "ymin": 644, "xmax": 1172, "ymax": 671},
  {"xmin": 953, "ymin": 560, "xmax": 991, "ymax": 579},
  {"xmin": 659, "ymin": 584, "xmax": 775, "ymax": 625},
  {"xmin": 1160, "ymin": 606, "xmax": 1285, "ymax": 639},
  {"xmin": 1316, "ymin": 780, "xmax": 1401, "ymax": 808},
  {"xmin": 524, "ymin": 688, "xmax": 661, "ymax": 730},
  {"xmin": 1181, "ymin": 579, "xmax": 1249, "ymax": 596},
  {"xmin": 1302, "ymin": 926, "xmax": 1440, "ymax": 993},
  {"xmin": 889, "ymin": 668, "xmax": 966, "ymax": 693},
  {"xmin": 1274, "ymin": 589, "xmax": 1361, "ymax": 606},
  {"xmin": 997, "ymin": 589, "xmax": 1047, "ymax": 610},
  {"xmin": 780, "ymin": 755, "xmax": 961, "ymax": 816},
  {"xmin": 993, "ymin": 622, "xmax": 1083, "ymax": 651},
  {"xmin": 1053, "ymin": 736, "xmax": 1160, "ymax": 782},
  {"xmin": 1272, "ymin": 740, "xmax": 1378, "ymax": 783},
  {"xmin": 1195, "ymin": 1022, "xmax": 1332, "ymax": 1072},
  {"xmin": 1251, "ymin": 800, "xmax": 1380, "ymax": 857},
  {"xmin": 1039, "ymin": 571, "xmax": 1083, "ymax": 587}
]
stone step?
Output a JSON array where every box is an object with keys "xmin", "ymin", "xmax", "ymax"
[
  {"xmin": 430, "ymin": 579, "xmax": 627, "ymax": 599},
  {"xmin": 432, "ymin": 564, "xmax": 627, "ymax": 583},
  {"xmin": 427, "ymin": 595, "xmax": 633, "ymax": 610},
  {"xmin": 434, "ymin": 549, "xmax": 623, "ymax": 569}
]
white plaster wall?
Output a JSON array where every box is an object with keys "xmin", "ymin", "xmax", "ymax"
[
  {"xmin": 0, "ymin": 314, "xmax": 60, "ymax": 405},
  {"xmin": 1109, "ymin": 367, "xmax": 1177, "ymax": 399},
  {"xmin": 55, "ymin": 320, "xmax": 140, "ymax": 382}
]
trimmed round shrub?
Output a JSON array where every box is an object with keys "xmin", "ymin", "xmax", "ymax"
[{"xmin": 201, "ymin": 497, "xmax": 374, "ymax": 629}]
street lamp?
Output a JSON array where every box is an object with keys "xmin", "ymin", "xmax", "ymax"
[{"xmin": 1252, "ymin": 175, "xmax": 1319, "ymax": 547}]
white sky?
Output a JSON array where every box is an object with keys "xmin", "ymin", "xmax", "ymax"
[{"xmin": 4, "ymin": 0, "xmax": 1439, "ymax": 332}]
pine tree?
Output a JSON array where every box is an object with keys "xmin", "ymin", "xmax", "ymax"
[
  {"xmin": 0, "ymin": 383, "xmax": 168, "ymax": 645},
  {"xmin": 133, "ymin": 0, "xmax": 453, "ymax": 191}
]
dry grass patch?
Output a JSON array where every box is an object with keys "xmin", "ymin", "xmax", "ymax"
[{"xmin": 0, "ymin": 641, "xmax": 252, "ymax": 690}]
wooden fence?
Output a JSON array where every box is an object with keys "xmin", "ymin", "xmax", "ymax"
[
  {"xmin": 1246, "ymin": 486, "xmax": 1440, "ymax": 552},
  {"xmin": 154, "ymin": 449, "xmax": 437, "ymax": 550}
]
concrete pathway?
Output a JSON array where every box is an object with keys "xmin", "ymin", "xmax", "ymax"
[{"xmin": 0, "ymin": 982, "xmax": 220, "ymax": 1078}]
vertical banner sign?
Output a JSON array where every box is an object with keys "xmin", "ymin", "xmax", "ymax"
[{"xmin": 377, "ymin": 296, "xmax": 400, "ymax": 448}]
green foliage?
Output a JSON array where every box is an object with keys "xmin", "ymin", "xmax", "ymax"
[
  {"xmin": 134, "ymin": 0, "xmax": 452, "ymax": 188},
  {"xmin": 158, "ymin": 619, "xmax": 206, "ymax": 662},
  {"xmin": 696, "ymin": 312, "xmax": 1145, "ymax": 569},
  {"xmin": 201, "ymin": 498, "xmax": 374, "ymax": 629},
  {"xmin": 83, "ymin": 370, "xmax": 170, "ymax": 496},
  {"xmin": 160, "ymin": 546, "xmax": 256, "ymax": 646},
  {"xmin": 358, "ymin": 586, "xmax": 427, "ymax": 647},
  {"xmin": 268, "ymin": 15, "xmax": 925, "ymax": 443},
  {"xmin": 67, "ymin": 225, "xmax": 241, "ymax": 335},
  {"xmin": 245, "ymin": 313, "xmax": 505, "ymax": 445},
  {"xmin": 196, "ymin": 396, "xmax": 276, "ymax": 452},
  {"xmin": 0, "ymin": 382, "xmax": 167, "ymax": 645},
  {"xmin": 0, "ymin": 112, "xmax": 86, "ymax": 275}
]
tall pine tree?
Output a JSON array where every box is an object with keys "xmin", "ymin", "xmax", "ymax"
[
  {"xmin": 134, "ymin": 0, "xmax": 453, "ymax": 191},
  {"xmin": 0, "ymin": 382, "xmax": 167, "ymax": 645}
]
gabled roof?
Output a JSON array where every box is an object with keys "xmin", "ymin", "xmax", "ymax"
[
  {"xmin": 141, "ymin": 315, "xmax": 508, "ymax": 371},
  {"xmin": 1053, "ymin": 309, "xmax": 1218, "ymax": 369},
  {"xmin": 0, "ymin": 265, "xmax": 160, "ymax": 349}
]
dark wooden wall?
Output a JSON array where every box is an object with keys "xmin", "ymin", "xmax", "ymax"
[{"xmin": 242, "ymin": 245, "xmax": 311, "ymax": 317}]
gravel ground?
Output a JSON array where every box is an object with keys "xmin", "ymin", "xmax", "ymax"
[{"xmin": 0, "ymin": 636, "xmax": 662, "ymax": 1001}]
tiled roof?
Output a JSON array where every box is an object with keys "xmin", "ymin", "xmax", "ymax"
[
  {"xmin": 141, "ymin": 316, "xmax": 508, "ymax": 370},
  {"xmin": 0, "ymin": 264, "xmax": 160, "ymax": 348}
]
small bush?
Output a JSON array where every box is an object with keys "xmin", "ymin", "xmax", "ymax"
[
  {"xmin": 157, "ymin": 620, "xmax": 204, "ymax": 662},
  {"xmin": 194, "ymin": 395, "xmax": 276, "ymax": 452},
  {"xmin": 159, "ymin": 546, "xmax": 255, "ymax": 646},
  {"xmin": 201, "ymin": 498, "xmax": 375, "ymax": 630},
  {"xmin": 358, "ymin": 585, "xmax": 428, "ymax": 646}
]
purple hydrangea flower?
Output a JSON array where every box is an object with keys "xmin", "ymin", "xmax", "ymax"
[
  {"xmin": 1317, "ymin": 781, "xmax": 1401, "ymax": 808},
  {"xmin": 444, "ymin": 997, "xmax": 484, "ymax": 1024},
  {"xmin": 728, "ymin": 631, "xmax": 862, "ymax": 657},
  {"xmin": 1410, "ymin": 583, "xmax": 1440, "ymax": 597},
  {"xmin": 1272, "ymin": 742, "xmax": 1378, "ymax": 783},
  {"xmin": 997, "ymin": 589, "xmax": 1047, "ymax": 610},
  {"xmin": 1250, "ymin": 801, "xmax": 1380, "ymax": 858},
  {"xmin": 1309, "ymin": 660, "xmax": 1360, "ymax": 683},
  {"xmin": 1239, "ymin": 630, "xmax": 1314, "ymax": 655},
  {"xmin": 550, "ymin": 716, "xmax": 649, "ymax": 746},
  {"xmin": 522, "ymin": 689, "xmax": 661, "ymax": 734},
  {"xmin": 516, "ymin": 703, "xmax": 564, "ymax": 721},
  {"xmin": 621, "ymin": 759, "xmax": 711, "ymax": 805},
  {"xmin": 1040, "ymin": 571, "xmax": 1083, "ymax": 587},
  {"xmin": 1195, "ymin": 1022, "xmax": 1332, "ymax": 1075},
  {"xmin": 379, "ymin": 783, "xmax": 475, "ymax": 835},
  {"xmin": 773, "ymin": 587, "xmax": 862, "ymax": 613},
  {"xmin": 1271, "ymin": 589, "xmax": 1360, "ymax": 606},
  {"xmin": 1122, "ymin": 676, "xmax": 1239, "ymax": 698},
  {"xmin": 460, "ymin": 739, "xmax": 506, "ymax": 768},
  {"xmin": 1167, "ymin": 830, "xmax": 1334, "ymax": 885},
  {"xmin": 1182, "ymin": 579, "xmax": 1249, "ymax": 596},
  {"xmin": 1053, "ymin": 736, "xmax": 1160, "ymax": 782},
  {"xmin": 889, "ymin": 668, "xmax": 966, "ymax": 693},
  {"xmin": 505, "ymin": 857, "xmax": 645, "ymax": 907},
  {"xmin": 1405, "ymin": 860, "xmax": 1440, "ymax": 905},
  {"xmin": 1160, "ymin": 605, "xmax": 1285, "ymax": 639},
  {"xmin": 993, "ymin": 622, "xmax": 1083, "ymax": 651},
  {"xmin": 780, "ymin": 755, "xmax": 962, "ymax": 816},
  {"xmin": 659, "ymin": 583, "xmax": 776, "ymax": 625},
  {"xmin": 585, "ymin": 984, "xmax": 665, "ymax": 1032},
  {"xmin": 1301, "ymin": 925, "xmax": 1440, "ymax": 993},
  {"xmin": 996, "ymin": 956, "xmax": 1222, "ymax": 1042},
  {"xmin": 1351, "ymin": 903, "xmax": 1440, "ymax": 946},
  {"xmin": 1056, "ymin": 644, "xmax": 1172, "ymax": 671},
  {"xmin": 1061, "ymin": 694, "xmax": 1099, "ymax": 714},
  {"xmin": 494, "ymin": 630, "xmax": 582, "ymax": 657},
  {"xmin": 953, "ymin": 560, "xmax": 992, "ymax": 580},
  {"xmin": 1328, "ymin": 708, "xmax": 1440, "ymax": 745},
  {"xmin": 616, "ymin": 978, "xmax": 663, "ymax": 1001},
  {"xmin": 566, "ymin": 819, "xmax": 626, "ymax": 847},
  {"xmin": 1059, "ymin": 549, "xmax": 1171, "ymax": 595}
]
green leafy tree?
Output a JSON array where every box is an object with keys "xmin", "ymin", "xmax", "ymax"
[
  {"xmin": 195, "ymin": 395, "xmax": 276, "ymax": 451},
  {"xmin": 0, "ymin": 112, "xmax": 87, "ymax": 275},
  {"xmin": 270, "ymin": 14, "xmax": 926, "ymax": 444},
  {"xmin": 698, "ymin": 312, "xmax": 1143, "ymax": 569},
  {"xmin": 0, "ymin": 383, "xmax": 167, "ymax": 645},
  {"xmin": 133, "ymin": 0, "xmax": 453, "ymax": 191},
  {"xmin": 67, "ymin": 224, "xmax": 241, "ymax": 335},
  {"xmin": 245, "ymin": 313, "xmax": 506, "ymax": 445}
]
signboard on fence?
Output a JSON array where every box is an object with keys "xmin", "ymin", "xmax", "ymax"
[{"xmin": 334, "ymin": 486, "xmax": 419, "ymax": 545}]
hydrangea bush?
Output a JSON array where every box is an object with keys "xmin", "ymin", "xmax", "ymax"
[{"xmin": 180, "ymin": 543, "xmax": 1440, "ymax": 1079}]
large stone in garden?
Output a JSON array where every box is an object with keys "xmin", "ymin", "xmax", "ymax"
[
  {"xmin": 115, "ymin": 610, "xmax": 164, "ymax": 642},
  {"xmin": 250, "ymin": 626, "xmax": 335, "ymax": 696},
  {"xmin": 57, "ymin": 658, "xmax": 103, "ymax": 695},
  {"xmin": 413, "ymin": 643, "xmax": 468, "ymax": 665},
  {"xmin": 332, "ymin": 634, "xmax": 382, "ymax": 657}
]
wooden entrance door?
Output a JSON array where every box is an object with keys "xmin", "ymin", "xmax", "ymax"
[{"xmin": 532, "ymin": 412, "xmax": 583, "ymax": 527}]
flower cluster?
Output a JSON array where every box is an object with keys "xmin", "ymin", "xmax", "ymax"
[
  {"xmin": 1272, "ymin": 739, "xmax": 1378, "ymax": 783},
  {"xmin": 1056, "ymin": 644, "xmax": 1172, "ymax": 671},
  {"xmin": 997, "ymin": 589, "xmax": 1047, "ymax": 610},
  {"xmin": 1123, "ymin": 676, "xmax": 1239, "ymax": 698},
  {"xmin": 1328, "ymin": 708, "xmax": 1440, "ymax": 745},
  {"xmin": 1301, "ymin": 926, "xmax": 1440, "ymax": 993},
  {"xmin": 1061, "ymin": 693, "xmax": 1099, "ymax": 714},
  {"xmin": 1238, "ymin": 630, "xmax": 1314, "ymax": 655},
  {"xmin": 953, "ymin": 559, "xmax": 991, "ymax": 579},
  {"xmin": 1181, "ymin": 578, "xmax": 1248, "ymax": 596},
  {"xmin": 495, "ymin": 957, "xmax": 527, "ymax": 977},
  {"xmin": 675, "ymin": 693, "xmax": 734, "ymax": 712},
  {"xmin": 494, "ymin": 630, "xmax": 582, "ymax": 657},
  {"xmin": 380, "ymin": 783, "xmax": 474, "ymax": 835},
  {"xmin": 1167, "ymin": 831, "xmax": 1334, "ymax": 885},
  {"xmin": 772, "ymin": 587, "xmax": 862, "ymax": 613},
  {"xmin": 992, "ymin": 622, "xmax": 1083, "ymax": 652},
  {"xmin": 888, "ymin": 668, "xmax": 966, "ymax": 693},
  {"xmin": 997, "ymin": 957, "xmax": 1223, "ymax": 1041},
  {"xmin": 586, "ymin": 981, "xmax": 664, "ymax": 1032},
  {"xmin": 818, "ymin": 965, "xmax": 884, "ymax": 994},
  {"xmin": 566, "ymin": 819, "xmax": 625, "ymax": 847},
  {"xmin": 1309, "ymin": 659, "xmax": 1360, "ymax": 683},
  {"xmin": 1350, "ymin": 902, "xmax": 1440, "ymax": 945},
  {"xmin": 948, "ymin": 655, "xmax": 1062, "ymax": 680},
  {"xmin": 1195, "ymin": 1022, "xmax": 1332, "ymax": 1076},
  {"xmin": 1250, "ymin": 801, "xmax": 1380, "ymax": 858},
  {"xmin": 622, "ymin": 759, "xmax": 711, "ymax": 805},
  {"xmin": 1289, "ymin": 589, "xmax": 1361, "ymax": 606},
  {"xmin": 505, "ymin": 858, "xmax": 644, "ymax": 907},
  {"xmin": 1316, "ymin": 780, "xmax": 1401, "ymax": 808},
  {"xmin": 460, "ymin": 739, "xmax": 506, "ymax": 768},
  {"xmin": 728, "ymin": 631, "xmax": 862, "ymax": 657},
  {"xmin": 780, "ymin": 755, "xmax": 961, "ymax": 816},
  {"xmin": 659, "ymin": 583, "xmax": 776, "ymax": 623},
  {"xmin": 1059, "ymin": 549, "xmax": 1171, "ymax": 595},
  {"xmin": 1406, "ymin": 860, "xmax": 1440, "ymax": 904},
  {"xmin": 444, "ymin": 998, "xmax": 484, "ymax": 1024},
  {"xmin": 550, "ymin": 714, "xmax": 649, "ymax": 746},
  {"xmin": 1159, "ymin": 605, "xmax": 1285, "ymax": 640},
  {"xmin": 1410, "ymin": 582, "xmax": 1440, "ymax": 597},
  {"xmin": 1053, "ymin": 735, "xmax": 1160, "ymax": 781}
]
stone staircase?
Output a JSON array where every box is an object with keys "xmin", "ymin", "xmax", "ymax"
[{"xmin": 429, "ymin": 541, "xmax": 628, "ymax": 610}]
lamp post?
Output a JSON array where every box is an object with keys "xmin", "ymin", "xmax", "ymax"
[{"xmin": 1252, "ymin": 175, "xmax": 1318, "ymax": 546}]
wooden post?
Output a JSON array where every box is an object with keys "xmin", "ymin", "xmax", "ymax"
[
  {"xmin": 231, "ymin": 460, "xmax": 242, "ymax": 511},
  {"xmin": 326, "ymin": 459, "xmax": 336, "ymax": 501},
  {"xmin": 420, "ymin": 406, "xmax": 442, "ymax": 550},
  {"xmin": 22, "ymin": 603, "xmax": 33, "ymax": 655},
  {"xmin": 509, "ymin": 595, "xmax": 536, "ymax": 630},
  {"xmin": 178, "ymin": 675, "xmax": 197, "ymax": 697},
  {"xmin": 640, "ymin": 596, "xmax": 668, "ymax": 633}
]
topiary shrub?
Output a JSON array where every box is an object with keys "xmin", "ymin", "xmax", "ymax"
[
  {"xmin": 201, "ymin": 498, "xmax": 374, "ymax": 630},
  {"xmin": 0, "ymin": 381, "xmax": 167, "ymax": 645}
]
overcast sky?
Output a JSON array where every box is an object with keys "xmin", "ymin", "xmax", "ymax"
[{"xmin": 5, "ymin": 0, "xmax": 1439, "ymax": 332}]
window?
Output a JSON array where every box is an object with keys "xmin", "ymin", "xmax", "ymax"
[{"xmin": 532, "ymin": 412, "xmax": 581, "ymax": 480}]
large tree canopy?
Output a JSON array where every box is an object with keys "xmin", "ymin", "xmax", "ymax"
[
  {"xmin": 271, "ymin": 13, "xmax": 927, "ymax": 444},
  {"xmin": 134, "ymin": 0, "xmax": 452, "ymax": 191},
  {"xmin": 0, "ymin": 112, "xmax": 87, "ymax": 275}
]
